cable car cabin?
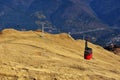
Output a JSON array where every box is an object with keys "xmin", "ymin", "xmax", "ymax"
[
  {"xmin": 84, "ymin": 47, "xmax": 92, "ymax": 60},
  {"xmin": 84, "ymin": 40, "xmax": 93, "ymax": 60}
]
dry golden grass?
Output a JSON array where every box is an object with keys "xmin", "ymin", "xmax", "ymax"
[{"xmin": 0, "ymin": 29, "xmax": 120, "ymax": 80}]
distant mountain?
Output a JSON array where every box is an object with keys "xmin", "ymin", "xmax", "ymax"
[
  {"xmin": 90, "ymin": 0, "xmax": 120, "ymax": 27},
  {"xmin": 26, "ymin": 0, "xmax": 105, "ymax": 30},
  {"xmin": 90, "ymin": 0, "xmax": 120, "ymax": 45},
  {"xmin": 0, "ymin": 0, "xmax": 119, "ymax": 46},
  {"xmin": 0, "ymin": 0, "xmax": 107, "ymax": 30}
]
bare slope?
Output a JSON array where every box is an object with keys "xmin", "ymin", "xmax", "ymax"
[{"xmin": 0, "ymin": 29, "xmax": 120, "ymax": 80}]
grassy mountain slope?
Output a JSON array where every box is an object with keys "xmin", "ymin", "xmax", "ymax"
[{"xmin": 0, "ymin": 29, "xmax": 120, "ymax": 80}]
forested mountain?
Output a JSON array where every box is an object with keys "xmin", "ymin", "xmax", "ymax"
[{"xmin": 0, "ymin": 0, "xmax": 120, "ymax": 46}]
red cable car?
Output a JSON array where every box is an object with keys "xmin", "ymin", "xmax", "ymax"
[{"xmin": 84, "ymin": 40, "xmax": 93, "ymax": 60}]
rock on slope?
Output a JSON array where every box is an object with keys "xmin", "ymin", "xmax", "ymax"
[
  {"xmin": 0, "ymin": 29, "xmax": 120, "ymax": 80},
  {"xmin": 114, "ymin": 48, "xmax": 120, "ymax": 56}
]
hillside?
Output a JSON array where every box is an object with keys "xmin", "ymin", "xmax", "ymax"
[
  {"xmin": 0, "ymin": 29, "xmax": 120, "ymax": 80},
  {"xmin": 90, "ymin": 0, "xmax": 120, "ymax": 27},
  {"xmin": 0, "ymin": 0, "xmax": 107, "ymax": 31}
]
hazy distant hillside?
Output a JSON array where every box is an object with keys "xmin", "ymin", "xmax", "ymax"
[
  {"xmin": 0, "ymin": 0, "xmax": 107, "ymax": 31},
  {"xmin": 0, "ymin": 0, "xmax": 35, "ymax": 30},
  {"xmin": 90, "ymin": 0, "xmax": 120, "ymax": 27}
]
